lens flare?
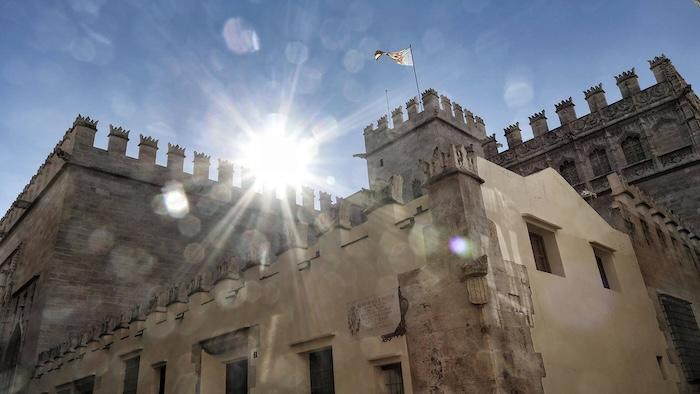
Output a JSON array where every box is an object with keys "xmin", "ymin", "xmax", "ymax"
[
  {"xmin": 448, "ymin": 236, "xmax": 473, "ymax": 258},
  {"xmin": 239, "ymin": 115, "xmax": 317, "ymax": 193},
  {"xmin": 162, "ymin": 182, "xmax": 189, "ymax": 218}
]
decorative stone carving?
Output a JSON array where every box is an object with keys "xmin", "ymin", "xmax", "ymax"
[
  {"xmin": 460, "ymin": 254, "xmax": 489, "ymax": 305},
  {"xmin": 419, "ymin": 144, "xmax": 478, "ymax": 181}
]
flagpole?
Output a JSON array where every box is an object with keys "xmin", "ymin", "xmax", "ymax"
[
  {"xmin": 409, "ymin": 44, "xmax": 422, "ymax": 110},
  {"xmin": 385, "ymin": 89, "xmax": 391, "ymax": 125}
]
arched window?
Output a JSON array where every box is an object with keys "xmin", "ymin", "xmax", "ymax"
[
  {"xmin": 621, "ymin": 136, "xmax": 646, "ymax": 164},
  {"xmin": 559, "ymin": 160, "xmax": 580, "ymax": 185},
  {"xmin": 589, "ymin": 149, "xmax": 611, "ymax": 177}
]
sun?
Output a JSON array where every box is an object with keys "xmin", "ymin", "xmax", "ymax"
[{"xmin": 238, "ymin": 118, "xmax": 317, "ymax": 194}]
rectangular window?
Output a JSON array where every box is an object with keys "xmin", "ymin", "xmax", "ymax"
[
  {"xmin": 529, "ymin": 232, "xmax": 551, "ymax": 273},
  {"xmin": 225, "ymin": 359, "xmax": 248, "ymax": 394},
  {"xmin": 56, "ymin": 375, "xmax": 95, "ymax": 394},
  {"xmin": 309, "ymin": 348, "xmax": 335, "ymax": 394},
  {"xmin": 380, "ymin": 363, "xmax": 404, "ymax": 394},
  {"xmin": 595, "ymin": 254, "xmax": 610, "ymax": 289},
  {"xmin": 123, "ymin": 356, "xmax": 140, "ymax": 394},
  {"xmin": 592, "ymin": 246, "xmax": 619, "ymax": 291},
  {"xmin": 659, "ymin": 294, "xmax": 700, "ymax": 382},
  {"xmin": 524, "ymin": 219, "xmax": 565, "ymax": 277},
  {"xmin": 154, "ymin": 363, "xmax": 166, "ymax": 394},
  {"xmin": 74, "ymin": 376, "xmax": 95, "ymax": 394}
]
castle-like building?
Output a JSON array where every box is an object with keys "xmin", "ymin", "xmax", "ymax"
[
  {"xmin": 483, "ymin": 54, "xmax": 700, "ymax": 232},
  {"xmin": 0, "ymin": 54, "xmax": 699, "ymax": 394}
]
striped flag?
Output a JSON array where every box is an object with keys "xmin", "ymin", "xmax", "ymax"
[{"xmin": 374, "ymin": 48, "xmax": 413, "ymax": 66}]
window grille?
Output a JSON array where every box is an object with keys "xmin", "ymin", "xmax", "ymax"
[
  {"xmin": 123, "ymin": 357, "xmax": 140, "ymax": 394},
  {"xmin": 309, "ymin": 348, "xmax": 335, "ymax": 394},
  {"xmin": 659, "ymin": 294, "xmax": 700, "ymax": 382},
  {"xmin": 381, "ymin": 363, "xmax": 405, "ymax": 394}
]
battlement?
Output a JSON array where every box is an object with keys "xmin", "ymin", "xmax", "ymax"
[
  {"xmin": 528, "ymin": 110, "xmax": 546, "ymax": 123},
  {"xmin": 608, "ymin": 173, "xmax": 698, "ymax": 245},
  {"xmin": 489, "ymin": 54, "xmax": 689, "ymax": 158},
  {"xmin": 648, "ymin": 54, "xmax": 669, "ymax": 68},
  {"xmin": 108, "ymin": 125, "xmax": 130, "ymax": 139},
  {"xmin": 31, "ymin": 176, "xmax": 428, "ymax": 377},
  {"xmin": 554, "ymin": 97, "xmax": 575, "ymax": 111},
  {"xmin": 72, "ymin": 114, "xmax": 98, "ymax": 130},
  {"xmin": 0, "ymin": 115, "xmax": 338, "ymax": 243},
  {"xmin": 583, "ymin": 83, "xmax": 605, "ymax": 99},
  {"xmin": 138, "ymin": 134, "xmax": 159, "ymax": 148},
  {"xmin": 362, "ymin": 88, "xmax": 487, "ymax": 154},
  {"xmin": 614, "ymin": 68, "xmax": 637, "ymax": 84}
]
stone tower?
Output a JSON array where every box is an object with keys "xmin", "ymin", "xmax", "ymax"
[{"xmin": 356, "ymin": 88, "xmax": 488, "ymax": 201}]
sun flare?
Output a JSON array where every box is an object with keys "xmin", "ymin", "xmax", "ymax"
[{"xmin": 239, "ymin": 119, "xmax": 317, "ymax": 194}]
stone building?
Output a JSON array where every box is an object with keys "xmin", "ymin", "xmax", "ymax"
[
  {"xmin": 1, "ymin": 53, "xmax": 699, "ymax": 393},
  {"xmin": 484, "ymin": 54, "xmax": 700, "ymax": 231},
  {"xmin": 28, "ymin": 149, "xmax": 679, "ymax": 393},
  {"xmin": 0, "ymin": 118, "xmax": 315, "ymax": 392}
]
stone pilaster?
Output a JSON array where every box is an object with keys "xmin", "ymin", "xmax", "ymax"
[{"xmin": 401, "ymin": 145, "xmax": 545, "ymax": 393}]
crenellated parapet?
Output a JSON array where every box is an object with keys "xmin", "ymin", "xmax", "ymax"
[
  {"xmin": 31, "ymin": 177, "xmax": 423, "ymax": 379},
  {"xmin": 0, "ymin": 116, "xmax": 81, "ymax": 241},
  {"xmin": 138, "ymin": 134, "xmax": 159, "ymax": 164},
  {"xmin": 528, "ymin": 110, "xmax": 549, "ymax": 138},
  {"xmin": 615, "ymin": 68, "xmax": 640, "ymax": 98},
  {"xmin": 0, "ymin": 116, "xmax": 341, "ymax": 245},
  {"xmin": 361, "ymin": 88, "xmax": 488, "ymax": 154},
  {"xmin": 583, "ymin": 83, "xmax": 607, "ymax": 112},
  {"xmin": 503, "ymin": 122, "xmax": 522, "ymax": 149},
  {"xmin": 72, "ymin": 114, "xmax": 98, "ymax": 130},
  {"xmin": 488, "ymin": 54, "xmax": 691, "ymax": 170},
  {"xmin": 608, "ymin": 172, "xmax": 698, "ymax": 247}
]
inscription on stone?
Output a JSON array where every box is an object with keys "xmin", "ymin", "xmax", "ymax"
[{"xmin": 347, "ymin": 291, "xmax": 399, "ymax": 336}]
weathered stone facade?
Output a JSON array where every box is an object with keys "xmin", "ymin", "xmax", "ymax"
[
  {"xmin": 485, "ymin": 55, "xmax": 700, "ymax": 231},
  {"xmin": 0, "ymin": 117, "xmax": 322, "ymax": 391},
  {"xmin": 27, "ymin": 152, "xmax": 679, "ymax": 394},
  {"xmin": 590, "ymin": 174, "xmax": 700, "ymax": 393}
]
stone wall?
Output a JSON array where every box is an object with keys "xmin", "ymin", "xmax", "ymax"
[
  {"xmin": 486, "ymin": 55, "xmax": 700, "ymax": 231},
  {"xmin": 0, "ymin": 116, "xmax": 328, "ymax": 391},
  {"xmin": 601, "ymin": 173, "xmax": 700, "ymax": 393}
]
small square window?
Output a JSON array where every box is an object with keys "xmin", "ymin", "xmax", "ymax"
[{"xmin": 525, "ymin": 220, "xmax": 564, "ymax": 277}]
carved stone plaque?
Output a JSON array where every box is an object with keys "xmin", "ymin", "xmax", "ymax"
[{"xmin": 347, "ymin": 291, "xmax": 399, "ymax": 337}]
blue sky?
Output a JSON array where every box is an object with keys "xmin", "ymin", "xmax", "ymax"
[{"xmin": 1, "ymin": 0, "xmax": 699, "ymax": 213}]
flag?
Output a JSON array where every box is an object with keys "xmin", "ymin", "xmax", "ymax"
[{"xmin": 374, "ymin": 48, "xmax": 413, "ymax": 66}]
